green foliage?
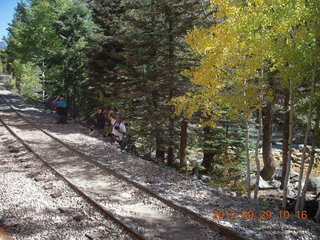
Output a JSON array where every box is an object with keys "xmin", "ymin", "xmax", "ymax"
[
  {"xmin": 10, "ymin": 60, "xmax": 42, "ymax": 101},
  {"xmin": 87, "ymin": 0, "xmax": 212, "ymax": 162},
  {"xmin": 6, "ymin": 0, "xmax": 95, "ymax": 116},
  {"xmin": 0, "ymin": 50, "xmax": 8, "ymax": 73}
]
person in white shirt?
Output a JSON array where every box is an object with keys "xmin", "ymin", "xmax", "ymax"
[{"xmin": 107, "ymin": 110, "xmax": 126, "ymax": 145}]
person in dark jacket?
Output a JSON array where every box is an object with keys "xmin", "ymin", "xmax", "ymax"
[{"xmin": 89, "ymin": 107, "xmax": 106, "ymax": 137}]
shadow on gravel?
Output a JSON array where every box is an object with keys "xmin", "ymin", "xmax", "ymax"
[{"xmin": 0, "ymin": 206, "xmax": 114, "ymax": 239}]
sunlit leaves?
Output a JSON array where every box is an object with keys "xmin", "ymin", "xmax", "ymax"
[{"xmin": 174, "ymin": 0, "xmax": 320, "ymax": 126}]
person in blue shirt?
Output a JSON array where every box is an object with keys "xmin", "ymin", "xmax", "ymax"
[{"xmin": 56, "ymin": 95, "xmax": 68, "ymax": 124}]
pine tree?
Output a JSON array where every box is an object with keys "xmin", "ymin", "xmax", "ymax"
[{"xmin": 88, "ymin": 0, "xmax": 211, "ymax": 166}]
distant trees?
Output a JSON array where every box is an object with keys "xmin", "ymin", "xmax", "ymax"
[
  {"xmin": 0, "ymin": 50, "xmax": 8, "ymax": 73},
  {"xmin": 6, "ymin": 0, "xmax": 94, "ymax": 112}
]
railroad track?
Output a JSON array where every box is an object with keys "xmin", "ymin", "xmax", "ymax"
[{"xmin": 0, "ymin": 92, "xmax": 247, "ymax": 240}]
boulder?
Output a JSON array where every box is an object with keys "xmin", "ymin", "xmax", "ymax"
[
  {"xmin": 270, "ymin": 179, "xmax": 281, "ymax": 188},
  {"xmin": 290, "ymin": 170, "xmax": 299, "ymax": 178},
  {"xmin": 306, "ymin": 177, "xmax": 320, "ymax": 193},
  {"xmin": 274, "ymin": 154, "xmax": 281, "ymax": 161},
  {"xmin": 200, "ymin": 175, "xmax": 211, "ymax": 182},
  {"xmin": 297, "ymin": 144, "xmax": 313, "ymax": 153},
  {"xmin": 249, "ymin": 175, "xmax": 275, "ymax": 189},
  {"xmin": 274, "ymin": 167, "xmax": 299, "ymax": 180},
  {"xmin": 274, "ymin": 167, "xmax": 282, "ymax": 180}
]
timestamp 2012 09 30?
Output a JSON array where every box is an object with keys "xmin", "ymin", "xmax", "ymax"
[{"xmin": 212, "ymin": 209, "xmax": 308, "ymax": 220}]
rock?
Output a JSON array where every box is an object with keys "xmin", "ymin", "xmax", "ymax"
[
  {"xmin": 73, "ymin": 214, "xmax": 85, "ymax": 222},
  {"xmin": 227, "ymin": 146, "xmax": 236, "ymax": 155},
  {"xmin": 293, "ymin": 163, "xmax": 300, "ymax": 168},
  {"xmin": 43, "ymin": 183, "xmax": 54, "ymax": 190},
  {"xmin": 273, "ymin": 151, "xmax": 282, "ymax": 161},
  {"xmin": 85, "ymin": 233, "xmax": 107, "ymax": 240},
  {"xmin": 200, "ymin": 175, "xmax": 211, "ymax": 182},
  {"xmin": 305, "ymin": 193, "xmax": 317, "ymax": 201},
  {"xmin": 287, "ymin": 188, "xmax": 298, "ymax": 198},
  {"xmin": 274, "ymin": 167, "xmax": 282, "ymax": 180},
  {"xmin": 306, "ymin": 177, "xmax": 320, "ymax": 193},
  {"xmin": 298, "ymin": 144, "xmax": 312, "ymax": 153},
  {"xmin": 270, "ymin": 179, "xmax": 281, "ymax": 188},
  {"xmin": 45, "ymin": 208, "xmax": 60, "ymax": 214},
  {"xmin": 26, "ymin": 172, "xmax": 41, "ymax": 178},
  {"xmin": 274, "ymin": 167, "xmax": 299, "ymax": 180},
  {"xmin": 290, "ymin": 170, "xmax": 299, "ymax": 178},
  {"xmin": 58, "ymin": 207, "xmax": 74, "ymax": 214},
  {"xmin": 50, "ymin": 191, "xmax": 62, "ymax": 198},
  {"xmin": 249, "ymin": 175, "xmax": 275, "ymax": 189},
  {"xmin": 34, "ymin": 176, "xmax": 46, "ymax": 182},
  {"xmin": 292, "ymin": 148, "xmax": 299, "ymax": 153},
  {"xmin": 8, "ymin": 146, "xmax": 20, "ymax": 153}
]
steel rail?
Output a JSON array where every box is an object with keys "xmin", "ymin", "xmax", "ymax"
[
  {"xmin": 0, "ymin": 94, "xmax": 248, "ymax": 240},
  {"xmin": 0, "ymin": 109, "xmax": 146, "ymax": 240}
]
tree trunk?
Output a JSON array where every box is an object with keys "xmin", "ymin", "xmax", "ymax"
[
  {"xmin": 16, "ymin": 76, "xmax": 21, "ymax": 92},
  {"xmin": 295, "ymin": 70, "xmax": 315, "ymax": 212},
  {"xmin": 245, "ymin": 116, "xmax": 251, "ymax": 199},
  {"xmin": 316, "ymin": 201, "xmax": 320, "ymax": 222},
  {"xmin": 156, "ymin": 125, "xmax": 166, "ymax": 161},
  {"xmin": 202, "ymin": 126, "xmax": 216, "ymax": 171},
  {"xmin": 254, "ymin": 108, "xmax": 263, "ymax": 199},
  {"xmin": 300, "ymin": 113, "xmax": 319, "ymax": 212},
  {"xmin": 281, "ymin": 89, "xmax": 290, "ymax": 189},
  {"xmin": 282, "ymin": 80, "xmax": 294, "ymax": 209},
  {"xmin": 156, "ymin": 135, "xmax": 166, "ymax": 161},
  {"xmin": 166, "ymin": 6, "xmax": 175, "ymax": 166},
  {"xmin": 167, "ymin": 116, "xmax": 175, "ymax": 166},
  {"xmin": 261, "ymin": 100, "xmax": 275, "ymax": 180},
  {"xmin": 179, "ymin": 119, "xmax": 188, "ymax": 168}
]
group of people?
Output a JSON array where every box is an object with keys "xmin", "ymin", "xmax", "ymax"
[
  {"xmin": 51, "ymin": 95, "xmax": 68, "ymax": 124},
  {"xmin": 90, "ymin": 107, "xmax": 126, "ymax": 146},
  {"xmin": 51, "ymin": 96, "xmax": 126, "ymax": 146}
]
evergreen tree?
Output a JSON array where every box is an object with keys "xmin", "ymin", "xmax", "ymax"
[
  {"xmin": 86, "ymin": 0, "xmax": 126, "ymax": 109},
  {"xmin": 0, "ymin": 50, "xmax": 8, "ymax": 73},
  {"xmin": 121, "ymin": 0, "xmax": 212, "ymax": 164},
  {"xmin": 88, "ymin": 0, "xmax": 212, "ymax": 166},
  {"xmin": 7, "ymin": 0, "xmax": 95, "ymax": 110}
]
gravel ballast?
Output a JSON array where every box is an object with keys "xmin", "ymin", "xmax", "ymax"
[{"xmin": 0, "ymin": 127, "xmax": 133, "ymax": 240}]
